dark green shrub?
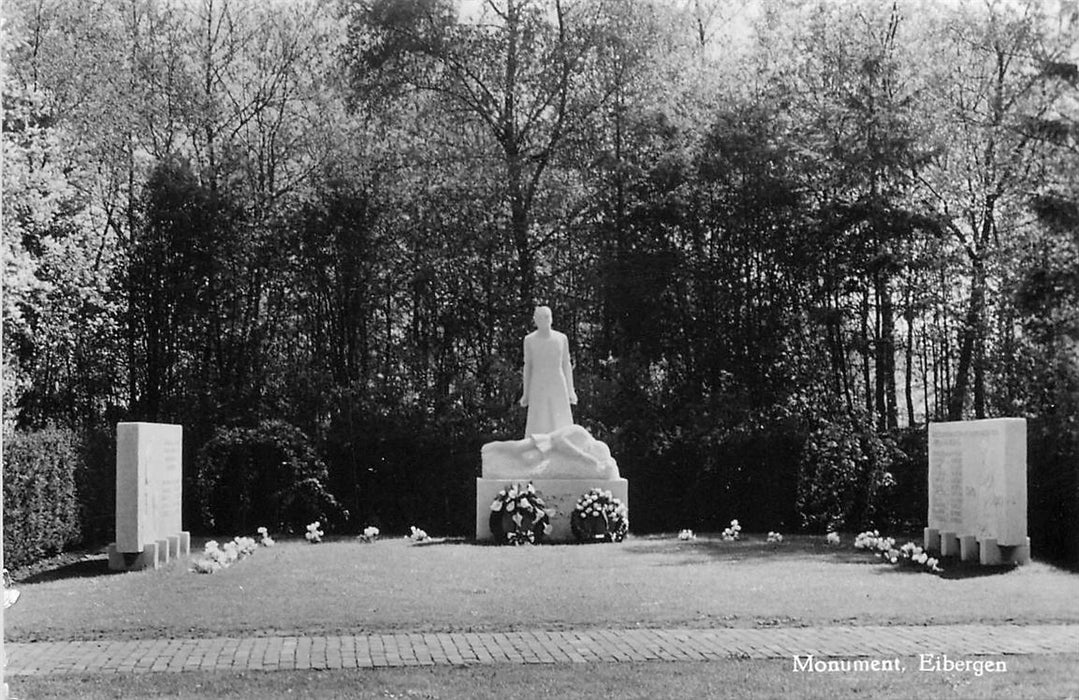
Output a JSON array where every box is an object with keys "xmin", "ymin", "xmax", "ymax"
[
  {"xmin": 3, "ymin": 427, "xmax": 82, "ymax": 568},
  {"xmin": 1029, "ymin": 417, "xmax": 1079, "ymax": 567},
  {"xmin": 874, "ymin": 426, "xmax": 928, "ymax": 532},
  {"xmin": 195, "ymin": 419, "xmax": 344, "ymax": 534},
  {"xmin": 795, "ymin": 413, "xmax": 902, "ymax": 532}
]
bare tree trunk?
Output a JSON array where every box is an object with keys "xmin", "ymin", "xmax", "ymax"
[
  {"xmin": 905, "ymin": 284, "xmax": 915, "ymax": 427},
  {"xmin": 874, "ymin": 275, "xmax": 885, "ymax": 429},
  {"xmin": 920, "ymin": 325, "xmax": 932, "ymax": 422},
  {"xmin": 203, "ymin": 0, "xmax": 218, "ymax": 192},
  {"xmin": 861, "ymin": 287, "xmax": 873, "ymax": 417},
  {"xmin": 938, "ymin": 266, "xmax": 952, "ymax": 414},
  {"xmin": 829, "ymin": 305, "xmax": 853, "ymax": 415},
  {"xmin": 829, "ymin": 288, "xmax": 850, "ymax": 413},
  {"xmin": 948, "ymin": 255, "xmax": 986, "ymax": 420},
  {"xmin": 500, "ymin": 0, "xmax": 535, "ymax": 313},
  {"xmin": 973, "ymin": 333, "xmax": 987, "ymax": 418},
  {"xmin": 882, "ymin": 284, "xmax": 898, "ymax": 429},
  {"xmin": 874, "ymin": 271, "xmax": 898, "ymax": 429}
]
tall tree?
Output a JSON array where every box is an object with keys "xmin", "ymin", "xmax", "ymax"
[
  {"xmin": 345, "ymin": 0, "xmax": 629, "ymax": 312},
  {"xmin": 916, "ymin": 0, "xmax": 1072, "ymax": 419}
]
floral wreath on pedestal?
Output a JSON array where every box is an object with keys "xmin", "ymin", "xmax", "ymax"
[
  {"xmin": 570, "ymin": 488, "xmax": 628, "ymax": 543},
  {"xmin": 489, "ymin": 482, "xmax": 550, "ymax": 545}
]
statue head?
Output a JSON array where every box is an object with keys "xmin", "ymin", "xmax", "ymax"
[{"xmin": 533, "ymin": 305, "xmax": 553, "ymax": 331}]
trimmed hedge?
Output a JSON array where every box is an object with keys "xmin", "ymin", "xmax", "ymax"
[
  {"xmin": 72, "ymin": 425, "xmax": 117, "ymax": 547},
  {"xmin": 3, "ymin": 427, "xmax": 82, "ymax": 568}
]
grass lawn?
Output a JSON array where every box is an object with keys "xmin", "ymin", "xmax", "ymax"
[
  {"xmin": 7, "ymin": 533, "xmax": 1077, "ymax": 642},
  {"xmin": 9, "ymin": 656, "xmax": 1079, "ymax": 700}
]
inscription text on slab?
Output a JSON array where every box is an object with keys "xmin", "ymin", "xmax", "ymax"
[
  {"xmin": 927, "ymin": 419, "xmax": 1026, "ymax": 546},
  {"xmin": 116, "ymin": 422, "xmax": 184, "ymax": 553}
]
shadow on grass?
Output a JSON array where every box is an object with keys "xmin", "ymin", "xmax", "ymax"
[
  {"xmin": 411, "ymin": 537, "xmax": 631, "ymax": 548},
  {"xmin": 820, "ymin": 551, "xmax": 1027, "ymax": 580},
  {"xmin": 412, "ymin": 537, "xmax": 498, "ymax": 547},
  {"xmin": 619, "ymin": 535, "xmax": 1044, "ymax": 580},
  {"xmin": 360, "ymin": 531, "xmax": 870, "ymax": 561},
  {"xmin": 411, "ymin": 537, "xmax": 621, "ymax": 548},
  {"xmin": 858, "ymin": 560, "xmax": 1024, "ymax": 580},
  {"xmin": 619, "ymin": 534, "xmax": 873, "ymax": 565},
  {"xmin": 934, "ymin": 561, "xmax": 1022, "ymax": 580},
  {"xmin": 18, "ymin": 557, "xmax": 125, "ymax": 584}
]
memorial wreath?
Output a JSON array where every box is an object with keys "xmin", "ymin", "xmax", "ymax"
[
  {"xmin": 489, "ymin": 482, "xmax": 550, "ymax": 545},
  {"xmin": 570, "ymin": 488, "xmax": 628, "ymax": 543}
]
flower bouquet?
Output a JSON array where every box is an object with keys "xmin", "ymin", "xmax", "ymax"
[
  {"xmin": 305, "ymin": 521, "xmax": 324, "ymax": 543},
  {"xmin": 721, "ymin": 519, "xmax": 742, "ymax": 541},
  {"xmin": 570, "ymin": 488, "xmax": 628, "ymax": 543},
  {"xmin": 489, "ymin": 482, "xmax": 550, "ymax": 545}
]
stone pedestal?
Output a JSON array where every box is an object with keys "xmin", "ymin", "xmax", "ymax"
[
  {"xmin": 477, "ymin": 478, "xmax": 628, "ymax": 543},
  {"xmin": 928, "ymin": 532, "xmax": 1030, "ymax": 566},
  {"xmin": 107, "ymin": 533, "xmax": 194, "ymax": 571},
  {"xmin": 979, "ymin": 538, "xmax": 1002, "ymax": 565},
  {"xmin": 987, "ymin": 537, "xmax": 1031, "ymax": 565},
  {"xmin": 108, "ymin": 542, "xmax": 160, "ymax": 571},
  {"xmin": 959, "ymin": 535, "xmax": 979, "ymax": 562},
  {"xmin": 477, "ymin": 424, "xmax": 628, "ymax": 544}
]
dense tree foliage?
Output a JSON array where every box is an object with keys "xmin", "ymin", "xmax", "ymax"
[{"xmin": 3, "ymin": 0, "xmax": 1077, "ymax": 561}]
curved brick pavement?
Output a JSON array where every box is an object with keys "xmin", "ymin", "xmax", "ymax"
[{"xmin": 6, "ymin": 624, "xmax": 1078, "ymax": 675}]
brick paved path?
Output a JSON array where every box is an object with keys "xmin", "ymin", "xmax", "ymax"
[{"xmin": 7, "ymin": 624, "xmax": 1078, "ymax": 675}]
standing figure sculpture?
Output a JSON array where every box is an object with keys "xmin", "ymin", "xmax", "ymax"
[
  {"xmin": 478, "ymin": 304, "xmax": 627, "ymax": 542},
  {"xmin": 519, "ymin": 305, "xmax": 578, "ymax": 437},
  {"xmin": 480, "ymin": 304, "xmax": 619, "ymax": 480}
]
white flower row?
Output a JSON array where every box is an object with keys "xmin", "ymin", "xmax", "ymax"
[
  {"xmin": 855, "ymin": 530, "xmax": 941, "ymax": 572},
  {"xmin": 676, "ymin": 524, "xmax": 782, "ymax": 543},
  {"xmin": 192, "ymin": 533, "xmax": 268, "ymax": 574},
  {"xmin": 256, "ymin": 526, "xmax": 275, "ymax": 547}
]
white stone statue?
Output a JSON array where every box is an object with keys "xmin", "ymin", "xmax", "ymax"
[
  {"xmin": 481, "ymin": 305, "xmax": 618, "ymax": 480},
  {"xmin": 519, "ymin": 305, "xmax": 577, "ymax": 436}
]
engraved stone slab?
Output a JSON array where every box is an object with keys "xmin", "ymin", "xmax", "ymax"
[
  {"xmin": 928, "ymin": 418, "xmax": 1027, "ymax": 547},
  {"xmin": 112, "ymin": 422, "xmax": 188, "ymax": 570}
]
